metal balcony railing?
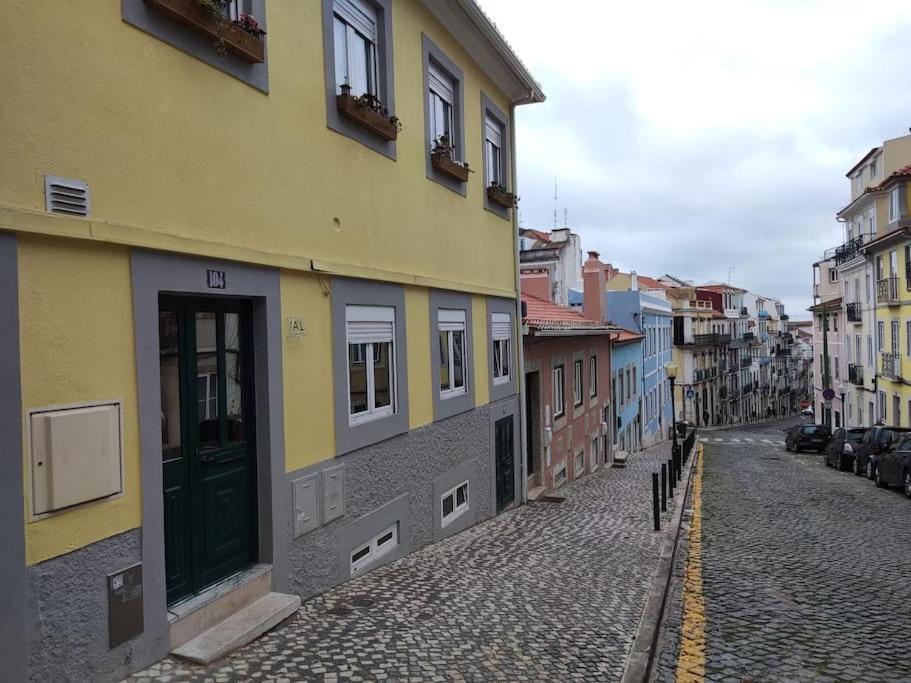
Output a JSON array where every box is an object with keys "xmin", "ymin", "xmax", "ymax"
[
  {"xmin": 848, "ymin": 363, "xmax": 864, "ymax": 385},
  {"xmin": 741, "ymin": 356, "xmax": 752, "ymax": 368},
  {"xmin": 881, "ymin": 352, "xmax": 902, "ymax": 380},
  {"xmin": 834, "ymin": 235, "xmax": 864, "ymax": 265},
  {"xmin": 719, "ymin": 386, "xmax": 728, "ymax": 399},
  {"xmin": 877, "ymin": 276, "xmax": 900, "ymax": 305},
  {"xmin": 743, "ymin": 332, "xmax": 755, "ymax": 342},
  {"xmin": 742, "ymin": 382, "xmax": 754, "ymax": 395},
  {"xmin": 846, "ymin": 302, "xmax": 862, "ymax": 322}
]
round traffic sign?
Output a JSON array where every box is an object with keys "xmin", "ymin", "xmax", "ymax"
[
  {"xmin": 686, "ymin": 389, "xmax": 695, "ymax": 399},
  {"xmin": 822, "ymin": 387, "xmax": 835, "ymax": 401}
]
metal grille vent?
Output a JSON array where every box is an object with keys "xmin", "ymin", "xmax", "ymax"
[{"xmin": 45, "ymin": 175, "xmax": 90, "ymax": 217}]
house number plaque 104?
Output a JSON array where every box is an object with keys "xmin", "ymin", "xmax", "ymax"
[{"xmin": 207, "ymin": 270, "xmax": 226, "ymax": 289}]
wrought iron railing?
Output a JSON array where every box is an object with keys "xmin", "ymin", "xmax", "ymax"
[
  {"xmin": 741, "ymin": 356, "xmax": 752, "ymax": 368},
  {"xmin": 834, "ymin": 235, "xmax": 864, "ymax": 265},
  {"xmin": 881, "ymin": 352, "xmax": 902, "ymax": 380},
  {"xmin": 877, "ymin": 276, "xmax": 900, "ymax": 305},
  {"xmin": 846, "ymin": 302, "xmax": 862, "ymax": 322},
  {"xmin": 848, "ymin": 363, "xmax": 864, "ymax": 385}
]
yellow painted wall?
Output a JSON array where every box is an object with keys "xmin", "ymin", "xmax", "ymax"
[
  {"xmin": 605, "ymin": 273, "xmax": 632, "ymax": 291},
  {"xmin": 0, "ymin": 1, "xmax": 517, "ymax": 298},
  {"xmin": 406, "ymin": 287, "xmax": 433, "ymax": 429},
  {"xmin": 473, "ymin": 295, "xmax": 490, "ymax": 407},
  {"xmin": 18, "ymin": 235, "xmax": 141, "ymax": 565},
  {"xmin": 281, "ymin": 271, "xmax": 336, "ymax": 472}
]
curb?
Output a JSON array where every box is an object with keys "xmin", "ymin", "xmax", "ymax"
[{"xmin": 620, "ymin": 442, "xmax": 700, "ymax": 683}]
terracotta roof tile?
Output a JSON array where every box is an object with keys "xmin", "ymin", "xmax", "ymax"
[
  {"xmin": 522, "ymin": 293, "xmax": 617, "ymax": 332},
  {"xmin": 614, "ymin": 329, "xmax": 644, "ymax": 343}
]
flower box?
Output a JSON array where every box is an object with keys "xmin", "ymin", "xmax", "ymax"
[
  {"xmin": 144, "ymin": 0, "xmax": 265, "ymax": 64},
  {"xmin": 431, "ymin": 153, "xmax": 470, "ymax": 183},
  {"xmin": 487, "ymin": 185, "xmax": 516, "ymax": 209},
  {"xmin": 336, "ymin": 93, "xmax": 399, "ymax": 141}
]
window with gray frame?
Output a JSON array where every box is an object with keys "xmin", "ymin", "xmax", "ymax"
[
  {"xmin": 430, "ymin": 291, "xmax": 474, "ymax": 421},
  {"xmin": 122, "ymin": 0, "xmax": 269, "ymax": 92},
  {"xmin": 553, "ymin": 365, "xmax": 565, "ymax": 417},
  {"xmin": 573, "ymin": 359, "xmax": 584, "ymax": 406},
  {"xmin": 322, "ymin": 0, "xmax": 396, "ymax": 157},
  {"xmin": 481, "ymin": 94, "xmax": 511, "ymax": 217},
  {"xmin": 422, "ymin": 35, "xmax": 465, "ymax": 195}
]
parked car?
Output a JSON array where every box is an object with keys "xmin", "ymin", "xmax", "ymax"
[
  {"xmin": 801, "ymin": 407, "xmax": 814, "ymax": 417},
  {"xmin": 785, "ymin": 424, "xmax": 830, "ymax": 453},
  {"xmin": 873, "ymin": 436, "xmax": 911, "ymax": 497},
  {"xmin": 824, "ymin": 427, "xmax": 867, "ymax": 471},
  {"xmin": 852, "ymin": 426, "xmax": 911, "ymax": 479}
]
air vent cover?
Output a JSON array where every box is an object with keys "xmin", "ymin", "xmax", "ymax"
[{"xmin": 45, "ymin": 175, "xmax": 90, "ymax": 217}]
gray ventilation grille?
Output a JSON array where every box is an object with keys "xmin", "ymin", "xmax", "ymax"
[{"xmin": 45, "ymin": 175, "xmax": 90, "ymax": 217}]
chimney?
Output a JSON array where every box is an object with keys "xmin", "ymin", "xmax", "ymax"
[
  {"xmin": 631, "ymin": 271, "xmax": 638, "ymax": 291},
  {"xmin": 582, "ymin": 251, "xmax": 606, "ymax": 321}
]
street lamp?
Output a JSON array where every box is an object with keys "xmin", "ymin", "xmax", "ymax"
[{"xmin": 665, "ymin": 362, "xmax": 680, "ymax": 461}]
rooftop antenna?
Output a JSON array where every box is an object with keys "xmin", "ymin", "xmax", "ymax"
[
  {"xmin": 553, "ymin": 178, "xmax": 558, "ymax": 230},
  {"xmin": 563, "ymin": 208, "xmax": 568, "ymax": 229},
  {"xmin": 728, "ymin": 266, "xmax": 735, "ymax": 284}
]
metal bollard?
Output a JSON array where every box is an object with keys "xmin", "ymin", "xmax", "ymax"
[
  {"xmin": 652, "ymin": 472, "xmax": 660, "ymax": 531},
  {"xmin": 675, "ymin": 450, "xmax": 682, "ymax": 481},
  {"xmin": 661, "ymin": 463, "xmax": 668, "ymax": 512},
  {"xmin": 669, "ymin": 457, "xmax": 676, "ymax": 492}
]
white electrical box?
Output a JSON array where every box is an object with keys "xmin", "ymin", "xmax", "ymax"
[{"xmin": 30, "ymin": 402, "xmax": 123, "ymax": 515}]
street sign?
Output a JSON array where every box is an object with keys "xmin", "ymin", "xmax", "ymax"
[
  {"xmin": 686, "ymin": 389, "xmax": 695, "ymax": 399},
  {"xmin": 822, "ymin": 387, "xmax": 835, "ymax": 401}
]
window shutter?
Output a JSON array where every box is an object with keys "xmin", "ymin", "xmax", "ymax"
[
  {"xmin": 439, "ymin": 308, "xmax": 466, "ymax": 332},
  {"xmin": 346, "ymin": 305, "xmax": 394, "ymax": 343},
  {"xmin": 334, "ymin": 0, "xmax": 377, "ymax": 41},
  {"xmin": 428, "ymin": 62, "xmax": 454, "ymax": 103},
  {"xmin": 485, "ymin": 116, "xmax": 502, "ymax": 148},
  {"xmin": 491, "ymin": 313, "xmax": 511, "ymax": 340}
]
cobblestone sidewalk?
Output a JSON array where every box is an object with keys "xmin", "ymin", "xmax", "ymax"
[{"xmin": 131, "ymin": 440, "xmax": 683, "ymax": 682}]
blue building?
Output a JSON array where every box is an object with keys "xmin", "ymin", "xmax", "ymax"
[
  {"xmin": 610, "ymin": 331, "xmax": 645, "ymax": 453},
  {"xmin": 606, "ymin": 283, "xmax": 674, "ymax": 447}
]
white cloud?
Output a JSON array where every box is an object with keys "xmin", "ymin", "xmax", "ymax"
[{"xmin": 479, "ymin": 0, "xmax": 911, "ymax": 316}]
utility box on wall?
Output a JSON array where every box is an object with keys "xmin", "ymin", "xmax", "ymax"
[{"xmin": 30, "ymin": 401, "xmax": 123, "ymax": 516}]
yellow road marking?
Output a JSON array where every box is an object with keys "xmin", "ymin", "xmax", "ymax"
[{"xmin": 676, "ymin": 443, "xmax": 706, "ymax": 682}]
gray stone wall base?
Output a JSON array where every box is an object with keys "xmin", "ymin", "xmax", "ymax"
[
  {"xmin": 27, "ymin": 528, "xmax": 166, "ymax": 682},
  {"xmin": 287, "ymin": 405, "xmax": 492, "ymax": 600}
]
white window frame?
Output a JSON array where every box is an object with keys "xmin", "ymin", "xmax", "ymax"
[
  {"xmin": 346, "ymin": 305, "xmax": 396, "ymax": 426},
  {"xmin": 491, "ymin": 313, "xmax": 511, "ymax": 385},
  {"xmin": 553, "ymin": 365, "xmax": 565, "ymax": 418},
  {"xmin": 889, "ymin": 186, "xmax": 901, "ymax": 222},
  {"xmin": 350, "ymin": 523, "xmax": 398, "ymax": 575},
  {"xmin": 440, "ymin": 480, "xmax": 469, "ymax": 528},
  {"xmin": 428, "ymin": 62, "xmax": 456, "ymax": 156},
  {"xmin": 438, "ymin": 308, "xmax": 468, "ymax": 399},
  {"xmin": 197, "ymin": 371, "xmax": 218, "ymax": 420},
  {"xmin": 333, "ymin": 0, "xmax": 380, "ymax": 98},
  {"xmin": 573, "ymin": 359, "xmax": 584, "ymax": 406},
  {"xmin": 484, "ymin": 114, "xmax": 504, "ymax": 186},
  {"xmin": 574, "ymin": 449, "xmax": 585, "ymax": 477}
]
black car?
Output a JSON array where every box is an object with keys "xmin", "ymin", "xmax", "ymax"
[
  {"xmin": 824, "ymin": 427, "xmax": 867, "ymax": 470},
  {"xmin": 874, "ymin": 436, "xmax": 911, "ymax": 497},
  {"xmin": 785, "ymin": 424, "xmax": 830, "ymax": 453},
  {"xmin": 853, "ymin": 426, "xmax": 911, "ymax": 479}
]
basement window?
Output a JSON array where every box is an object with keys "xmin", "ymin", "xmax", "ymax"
[
  {"xmin": 441, "ymin": 481, "xmax": 469, "ymax": 528},
  {"xmin": 350, "ymin": 523, "xmax": 398, "ymax": 575}
]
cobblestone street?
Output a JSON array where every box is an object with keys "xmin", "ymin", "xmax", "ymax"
[
  {"xmin": 131, "ymin": 440, "xmax": 684, "ymax": 682},
  {"xmin": 654, "ymin": 418, "xmax": 911, "ymax": 682}
]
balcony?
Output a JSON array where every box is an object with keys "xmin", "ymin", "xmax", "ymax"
[
  {"xmin": 877, "ymin": 276, "xmax": 900, "ymax": 305},
  {"xmin": 881, "ymin": 352, "xmax": 902, "ymax": 380},
  {"xmin": 761, "ymin": 382, "xmax": 770, "ymax": 393},
  {"xmin": 719, "ymin": 386, "xmax": 728, "ymax": 399},
  {"xmin": 848, "ymin": 363, "xmax": 864, "ymax": 386},
  {"xmin": 742, "ymin": 382, "xmax": 754, "ymax": 395},
  {"xmin": 833, "ymin": 235, "xmax": 864, "ymax": 265},
  {"xmin": 743, "ymin": 332, "xmax": 755, "ymax": 342},
  {"xmin": 686, "ymin": 333, "xmax": 734, "ymax": 347},
  {"xmin": 846, "ymin": 301, "xmax": 862, "ymax": 322},
  {"xmin": 775, "ymin": 348, "xmax": 790, "ymax": 357},
  {"xmin": 741, "ymin": 356, "xmax": 752, "ymax": 368}
]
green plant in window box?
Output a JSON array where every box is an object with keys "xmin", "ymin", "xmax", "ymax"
[
  {"xmin": 336, "ymin": 84, "xmax": 402, "ymax": 141},
  {"xmin": 143, "ymin": 0, "xmax": 265, "ymax": 62},
  {"xmin": 431, "ymin": 135, "xmax": 473, "ymax": 183},
  {"xmin": 487, "ymin": 182, "xmax": 517, "ymax": 209}
]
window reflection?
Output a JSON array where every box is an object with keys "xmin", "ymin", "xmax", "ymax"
[
  {"xmin": 196, "ymin": 312, "xmax": 219, "ymax": 448},
  {"xmin": 224, "ymin": 312, "xmax": 245, "ymax": 443},
  {"xmin": 374, "ymin": 341, "xmax": 391, "ymax": 409},
  {"xmin": 159, "ymin": 311, "xmax": 181, "ymax": 461},
  {"xmin": 440, "ymin": 331, "xmax": 450, "ymax": 390},
  {"xmin": 349, "ymin": 343, "xmax": 368, "ymax": 415}
]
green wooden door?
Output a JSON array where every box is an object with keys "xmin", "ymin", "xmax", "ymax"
[
  {"xmin": 495, "ymin": 416, "xmax": 515, "ymax": 513},
  {"xmin": 160, "ymin": 297, "xmax": 257, "ymax": 605}
]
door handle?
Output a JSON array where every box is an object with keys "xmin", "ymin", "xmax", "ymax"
[{"xmin": 200, "ymin": 453, "xmax": 217, "ymax": 465}]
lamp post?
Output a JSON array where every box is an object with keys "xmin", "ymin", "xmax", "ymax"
[{"xmin": 665, "ymin": 361, "xmax": 680, "ymax": 461}]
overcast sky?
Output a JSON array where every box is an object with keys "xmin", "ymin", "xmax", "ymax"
[{"xmin": 479, "ymin": 0, "xmax": 911, "ymax": 319}]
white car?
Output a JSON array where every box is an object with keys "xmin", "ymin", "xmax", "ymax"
[{"xmin": 801, "ymin": 407, "xmax": 814, "ymax": 416}]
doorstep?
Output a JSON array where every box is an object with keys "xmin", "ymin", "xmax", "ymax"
[{"xmin": 168, "ymin": 564, "xmax": 272, "ymax": 650}]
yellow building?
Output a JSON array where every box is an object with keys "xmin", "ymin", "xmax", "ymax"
[{"xmin": 0, "ymin": 1, "xmax": 543, "ymax": 678}]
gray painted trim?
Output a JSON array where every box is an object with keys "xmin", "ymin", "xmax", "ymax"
[
  {"xmin": 321, "ymin": 0, "xmax": 397, "ymax": 159},
  {"xmin": 480, "ymin": 92, "xmax": 511, "ymax": 219},
  {"xmin": 432, "ymin": 460, "xmax": 478, "ymax": 541},
  {"xmin": 131, "ymin": 249, "xmax": 287, "ymax": 664},
  {"xmin": 488, "ymin": 396, "xmax": 520, "ymax": 512},
  {"xmin": 338, "ymin": 494, "xmax": 410, "ymax": 579},
  {"xmin": 0, "ymin": 232, "xmax": 27, "ymax": 682},
  {"xmin": 331, "ymin": 278, "xmax": 410, "ymax": 455},
  {"xmin": 487, "ymin": 297, "xmax": 518, "ymax": 403},
  {"xmin": 430, "ymin": 290, "xmax": 475, "ymax": 421},
  {"xmin": 122, "ymin": 0, "xmax": 269, "ymax": 93},
  {"xmin": 422, "ymin": 34, "xmax": 467, "ymax": 196}
]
